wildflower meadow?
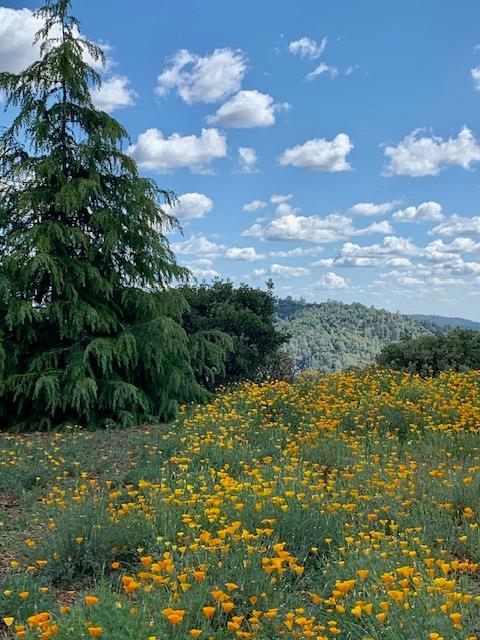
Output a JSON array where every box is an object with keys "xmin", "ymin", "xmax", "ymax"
[{"xmin": 1, "ymin": 369, "xmax": 479, "ymax": 640}]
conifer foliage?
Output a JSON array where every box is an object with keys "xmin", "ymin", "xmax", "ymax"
[{"xmin": 0, "ymin": 0, "xmax": 226, "ymax": 429}]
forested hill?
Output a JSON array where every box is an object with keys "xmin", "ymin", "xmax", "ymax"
[
  {"xmin": 409, "ymin": 314, "xmax": 480, "ymax": 331},
  {"xmin": 275, "ymin": 299, "xmax": 441, "ymax": 372}
]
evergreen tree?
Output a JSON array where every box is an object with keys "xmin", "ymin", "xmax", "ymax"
[{"xmin": 0, "ymin": 0, "xmax": 225, "ymax": 429}]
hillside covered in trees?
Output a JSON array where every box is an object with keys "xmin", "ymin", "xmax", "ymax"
[
  {"xmin": 274, "ymin": 298, "xmax": 478, "ymax": 372},
  {"xmin": 410, "ymin": 314, "xmax": 480, "ymax": 331}
]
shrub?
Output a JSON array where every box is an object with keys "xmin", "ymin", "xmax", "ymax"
[
  {"xmin": 376, "ymin": 328, "xmax": 480, "ymax": 375},
  {"xmin": 180, "ymin": 280, "xmax": 289, "ymax": 388}
]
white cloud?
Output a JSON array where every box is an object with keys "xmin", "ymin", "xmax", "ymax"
[
  {"xmin": 423, "ymin": 238, "xmax": 480, "ymax": 264},
  {"xmin": 270, "ymin": 264, "xmax": 310, "ymax": 278},
  {"xmin": 207, "ymin": 90, "xmax": 289, "ymax": 128},
  {"xmin": 279, "ymin": 133, "xmax": 353, "ymax": 171},
  {"xmin": 271, "ymin": 194, "xmax": 293, "ymax": 204},
  {"xmin": 316, "ymin": 236, "xmax": 418, "ymax": 268},
  {"xmin": 156, "ymin": 48, "xmax": 246, "ymax": 104},
  {"xmin": 289, "ymin": 36, "xmax": 327, "ymax": 59},
  {"xmin": 90, "ymin": 75, "xmax": 137, "ymax": 113},
  {"xmin": 349, "ymin": 201, "xmax": 398, "ymax": 216},
  {"xmin": 0, "ymin": 7, "xmax": 111, "ymax": 74},
  {"xmin": 385, "ymin": 257, "xmax": 414, "ymax": 267},
  {"xmin": 188, "ymin": 266, "xmax": 220, "ymax": 280},
  {"xmin": 393, "ymin": 201, "xmax": 444, "ymax": 223},
  {"xmin": 384, "ymin": 127, "xmax": 480, "ymax": 176},
  {"xmin": 355, "ymin": 220, "xmax": 394, "ymax": 236},
  {"xmin": 269, "ymin": 246, "xmax": 323, "ymax": 258},
  {"xmin": 237, "ymin": 147, "xmax": 258, "ymax": 173},
  {"xmin": 314, "ymin": 272, "xmax": 348, "ymax": 290},
  {"xmin": 225, "ymin": 247, "xmax": 265, "ymax": 262},
  {"xmin": 127, "ymin": 128, "xmax": 227, "ymax": 173},
  {"xmin": 306, "ymin": 62, "xmax": 338, "ymax": 80},
  {"xmin": 188, "ymin": 258, "xmax": 214, "ymax": 267},
  {"xmin": 275, "ymin": 202, "xmax": 299, "ymax": 217},
  {"xmin": 425, "ymin": 238, "xmax": 480, "ymax": 253},
  {"xmin": 0, "ymin": 8, "xmax": 41, "ymax": 73},
  {"xmin": 243, "ymin": 199, "xmax": 267, "ymax": 212},
  {"xmin": 243, "ymin": 213, "xmax": 390, "ymax": 244},
  {"xmin": 320, "ymin": 234, "xmax": 480, "ymax": 277},
  {"xmin": 167, "ymin": 193, "xmax": 213, "ymax": 220},
  {"xmin": 171, "ymin": 234, "xmax": 224, "ymax": 257},
  {"xmin": 471, "ymin": 67, "xmax": 480, "ymax": 90},
  {"xmin": 380, "ymin": 268, "xmax": 469, "ymax": 289},
  {"xmin": 243, "ymin": 214, "xmax": 350, "ymax": 243},
  {"xmin": 430, "ymin": 215, "xmax": 480, "ymax": 237}
]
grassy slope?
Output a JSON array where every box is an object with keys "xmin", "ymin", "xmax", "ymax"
[{"xmin": 1, "ymin": 370, "xmax": 480, "ymax": 639}]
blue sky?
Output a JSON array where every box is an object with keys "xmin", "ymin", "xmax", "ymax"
[{"xmin": 2, "ymin": 1, "xmax": 480, "ymax": 318}]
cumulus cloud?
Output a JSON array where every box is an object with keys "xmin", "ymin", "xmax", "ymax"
[
  {"xmin": 315, "ymin": 236, "xmax": 417, "ymax": 268},
  {"xmin": 207, "ymin": 90, "xmax": 289, "ymax": 128},
  {"xmin": 225, "ymin": 247, "xmax": 265, "ymax": 261},
  {"xmin": 316, "ymin": 236, "xmax": 417, "ymax": 268},
  {"xmin": 251, "ymin": 264, "xmax": 310, "ymax": 279},
  {"xmin": 423, "ymin": 239, "xmax": 480, "ymax": 265},
  {"xmin": 270, "ymin": 263, "xmax": 310, "ymax": 277},
  {"xmin": 306, "ymin": 62, "xmax": 338, "ymax": 80},
  {"xmin": 243, "ymin": 199, "xmax": 267, "ymax": 212},
  {"xmin": 166, "ymin": 193, "xmax": 213, "ymax": 220},
  {"xmin": 243, "ymin": 214, "xmax": 349, "ymax": 243},
  {"xmin": 384, "ymin": 127, "xmax": 480, "ymax": 176},
  {"xmin": 393, "ymin": 201, "xmax": 444, "ymax": 223},
  {"xmin": 269, "ymin": 246, "xmax": 324, "ymax": 258},
  {"xmin": 425, "ymin": 238, "xmax": 480, "ymax": 253},
  {"xmin": 188, "ymin": 266, "xmax": 220, "ymax": 280},
  {"xmin": 355, "ymin": 221, "xmax": 394, "ymax": 235},
  {"xmin": 275, "ymin": 202, "xmax": 299, "ymax": 217},
  {"xmin": 271, "ymin": 194, "xmax": 293, "ymax": 204},
  {"xmin": 314, "ymin": 272, "xmax": 348, "ymax": 290},
  {"xmin": 380, "ymin": 267, "xmax": 471, "ymax": 289},
  {"xmin": 171, "ymin": 234, "xmax": 224, "ymax": 257},
  {"xmin": 320, "ymin": 234, "xmax": 480, "ymax": 276},
  {"xmin": 289, "ymin": 36, "xmax": 327, "ymax": 59},
  {"xmin": 279, "ymin": 133, "xmax": 353, "ymax": 171},
  {"xmin": 90, "ymin": 75, "xmax": 137, "ymax": 113},
  {"xmin": 430, "ymin": 215, "xmax": 480, "ymax": 237},
  {"xmin": 242, "ymin": 213, "xmax": 391, "ymax": 244},
  {"xmin": 0, "ymin": 7, "xmax": 43, "ymax": 73},
  {"xmin": 127, "ymin": 128, "xmax": 227, "ymax": 173},
  {"xmin": 237, "ymin": 147, "xmax": 258, "ymax": 173},
  {"xmin": 349, "ymin": 201, "xmax": 398, "ymax": 216},
  {"xmin": 0, "ymin": 7, "xmax": 111, "ymax": 73},
  {"xmin": 155, "ymin": 48, "xmax": 246, "ymax": 104}
]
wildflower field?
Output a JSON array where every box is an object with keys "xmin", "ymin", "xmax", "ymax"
[{"xmin": 1, "ymin": 370, "xmax": 480, "ymax": 640}]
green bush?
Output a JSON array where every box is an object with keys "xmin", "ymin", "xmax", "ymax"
[
  {"xmin": 180, "ymin": 280, "xmax": 289, "ymax": 388},
  {"xmin": 376, "ymin": 329, "xmax": 480, "ymax": 375}
]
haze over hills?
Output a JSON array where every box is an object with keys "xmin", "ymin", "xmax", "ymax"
[{"xmin": 275, "ymin": 298, "xmax": 479, "ymax": 372}]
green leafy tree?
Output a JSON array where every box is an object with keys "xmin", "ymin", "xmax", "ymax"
[
  {"xmin": 180, "ymin": 280, "xmax": 289, "ymax": 388},
  {"xmin": 0, "ymin": 0, "xmax": 224, "ymax": 430},
  {"xmin": 376, "ymin": 329, "xmax": 480, "ymax": 375}
]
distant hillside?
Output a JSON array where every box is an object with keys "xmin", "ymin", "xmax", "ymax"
[
  {"xmin": 409, "ymin": 314, "xmax": 480, "ymax": 331},
  {"xmin": 275, "ymin": 299, "xmax": 437, "ymax": 372}
]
